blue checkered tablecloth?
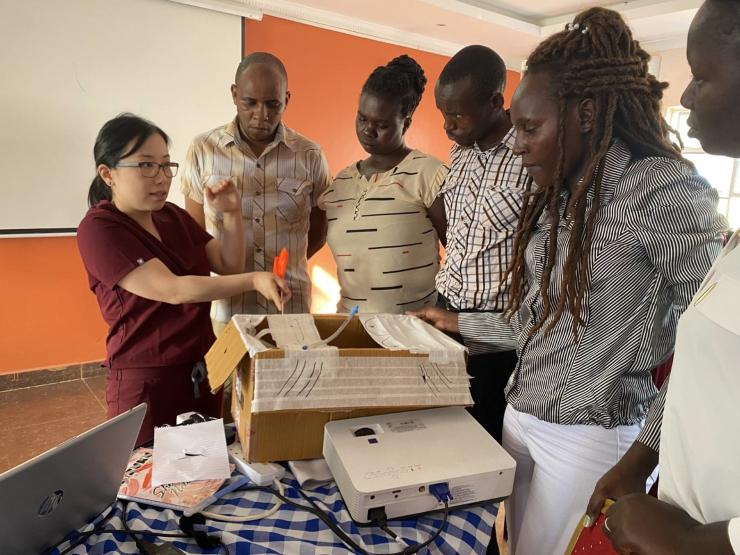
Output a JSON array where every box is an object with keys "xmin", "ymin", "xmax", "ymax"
[{"xmin": 52, "ymin": 472, "xmax": 497, "ymax": 554}]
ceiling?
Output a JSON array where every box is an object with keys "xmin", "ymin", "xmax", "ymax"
[
  {"xmin": 447, "ymin": 0, "xmax": 694, "ymax": 22},
  {"xmin": 173, "ymin": 0, "xmax": 702, "ymax": 68},
  {"xmin": 456, "ymin": 0, "xmax": 617, "ymax": 20}
]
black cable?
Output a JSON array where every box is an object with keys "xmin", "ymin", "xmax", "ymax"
[
  {"xmin": 48, "ymin": 485, "xmax": 272, "ymax": 554},
  {"xmin": 50, "ymin": 501, "xmax": 227, "ymax": 555},
  {"xmin": 295, "ymin": 487, "xmax": 449, "ymax": 555},
  {"xmin": 49, "ymin": 482, "xmax": 448, "ymax": 555},
  {"xmin": 194, "ymin": 481, "xmax": 449, "ymax": 555},
  {"xmin": 379, "ymin": 523, "xmax": 403, "ymax": 544},
  {"xmin": 367, "ymin": 507, "xmax": 407, "ymax": 546},
  {"xmin": 55, "ymin": 528, "xmax": 194, "ymax": 555},
  {"xmin": 43, "ymin": 506, "xmax": 118, "ymax": 555},
  {"xmin": 121, "ymin": 500, "xmax": 151, "ymax": 553}
]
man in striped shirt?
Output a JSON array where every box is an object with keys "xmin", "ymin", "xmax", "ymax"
[
  {"xmin": 432, "ymin": 45, "xmax": 529, "ymax": 443},
  {"xmin": 182, "ymin": 52, "xmax": 331, "ymax": 324}
]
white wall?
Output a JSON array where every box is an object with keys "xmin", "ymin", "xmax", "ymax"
[
  {"xmin": 655, "ymin": 47, "xmax": 691, "ymax": 111},
  {"xmin": 0, "ymin": 0, "xmax": 241, "ymax": 233}
]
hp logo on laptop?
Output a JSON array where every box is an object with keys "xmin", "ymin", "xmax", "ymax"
[{"xmin": 38, "ymin": 490, "xmax": 64, "ymax": 517}]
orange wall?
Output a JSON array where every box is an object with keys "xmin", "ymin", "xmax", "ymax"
[
  {"xmin": 246, "ymin": 16, "xmax": 521, "ymax": 313},
  {"xmin": 0, "ymin": 237, "xmax": 107, "ymax": 373},
  {"xmin": 245, "ymin": 16, "xmax": 521, "ymax": 173},
  {"xmin": 0, "ymin": 15, "xmax": 520, "ymax": 374}
]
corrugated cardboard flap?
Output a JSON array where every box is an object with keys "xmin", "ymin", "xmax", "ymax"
[{"xmin": 205, "ymin": 319, "xmax": 248, "ymax": 392}]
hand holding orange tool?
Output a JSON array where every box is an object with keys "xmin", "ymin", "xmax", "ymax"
[{"xmin": 272, "ymin": 248, "xmax": 288, "ymax": 314}]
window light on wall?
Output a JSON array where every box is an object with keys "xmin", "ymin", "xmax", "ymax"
[
  {"xmin": 668, "ymin": 107, "xmax": 740, "ymax": 230},
  {"xmin": 311, "ymin": 265, "xmax": 341, "ymax": 314}
]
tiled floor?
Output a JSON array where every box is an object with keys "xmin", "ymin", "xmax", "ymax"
[{"xmin": 0, "ymin": 377, "xmax": 107, "ymax": 474}]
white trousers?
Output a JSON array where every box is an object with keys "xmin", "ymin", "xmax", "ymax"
[{"xmin": 502, "ymin": 405, "xmax": 650, "ymax": 555}]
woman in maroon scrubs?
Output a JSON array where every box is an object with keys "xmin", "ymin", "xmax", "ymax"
[{"xmin": 77, "ymin": 114, "xmax": 290, "ymax": 445}]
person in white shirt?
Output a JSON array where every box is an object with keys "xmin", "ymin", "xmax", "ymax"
[{"xmin": 587, "ymin": 1, "xmax": 740, "ymax": 552}]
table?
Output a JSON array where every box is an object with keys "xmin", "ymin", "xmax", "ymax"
[{"xmin": 52, "ymin": 471, "xmax": 497, "ymax": 554}]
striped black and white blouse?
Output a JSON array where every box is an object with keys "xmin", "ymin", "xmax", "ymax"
[
  {"xmin": 458, "ymin": 139, "xmax": 726, "ymax": 435},
  {"xmin": 435, "ymin": 128, "xmax": 529, "ymax": 311}
]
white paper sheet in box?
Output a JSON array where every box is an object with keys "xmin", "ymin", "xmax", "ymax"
[{"xmin": 205, "ymin": 313, "xmax": 472, "ymax": 462}]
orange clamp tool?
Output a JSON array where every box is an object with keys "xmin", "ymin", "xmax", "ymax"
[{"xmin": 272, "ymin": 248, "xmax": 288, "ymax": 279}]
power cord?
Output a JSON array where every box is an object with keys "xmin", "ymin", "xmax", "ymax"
[
  {"xmin": 48, "ymin": 479, "xmax": 451, "ymax": 555},
  {"xmin": 191, "ymin": 480, "xmax": 452, "ymax": 555},
  {"xmin": 47, "ymin": 501, "xmax": 227, "ymax": 555},
  {"xmin": 191, "ymin": 474, "xmax": 450, "ymax": 555},
  {"xmin": 379, "ymin": 523, "xmax": 410, "ymax": 549},
  {"xmin": 121, "ymin": 503, "xmax": 151, "ymax": 553},
  {"xmin": 295, "ymin": 484, "xmax": 451, "ymax": 555},
  {"xmin": 193, "ymin": 479, "xmax": 449, "ymax": 555},
  {"xmin": 368, "ymin": 507, "xmax": 410, "ymax": 548},
  {"xmin": 199, "ymin": 477, "xmax": 284, "ymax": 522}
]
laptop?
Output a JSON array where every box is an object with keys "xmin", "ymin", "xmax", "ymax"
[{"xmin": 0, "ymin": 403, "xmax": 146, "ymax": 555}]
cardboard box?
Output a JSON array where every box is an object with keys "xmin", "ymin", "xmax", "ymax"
[{"xmin": 205, "ymin": 314, "xmax": 471, "ymax": 462}]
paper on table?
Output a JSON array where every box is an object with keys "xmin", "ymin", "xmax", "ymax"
[
  {"xmin": 288, "ymin": 458, "xmax": 334, "ymax": 490},
  {"xmin": 152, "ymin": 419, "xmax": 231, "ymax": 487}
]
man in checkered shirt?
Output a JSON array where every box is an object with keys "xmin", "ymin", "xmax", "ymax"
[{"xmin": 427, "ymin": 45, "xmax": 529, "ymax": 445}]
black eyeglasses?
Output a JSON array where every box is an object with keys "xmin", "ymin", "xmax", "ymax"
[{"xmin": 116, "ymin": 161, "xmax": 179, "ymax": 178}]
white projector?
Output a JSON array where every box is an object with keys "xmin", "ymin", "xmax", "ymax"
[{"xmin": 323, "ymin": 407, "xmax": 516, "ymax": 523}]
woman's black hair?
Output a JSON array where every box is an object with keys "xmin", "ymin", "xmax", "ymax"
[
  {"xmin": 361, "ymin": 55, "xmax": 427, "ymax": 118},
  {"xmin": 88, "ymin": 113, "xmax": 170, "ymax": 207}
]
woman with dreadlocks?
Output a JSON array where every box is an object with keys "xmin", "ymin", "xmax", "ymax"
[
  {"xmin": 320, "ymin": 55, "xmax": 447, "ymax": 312},
  {"xmin": 410, "ymin": 7, "xmax": 726, "ymax": 554}
]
